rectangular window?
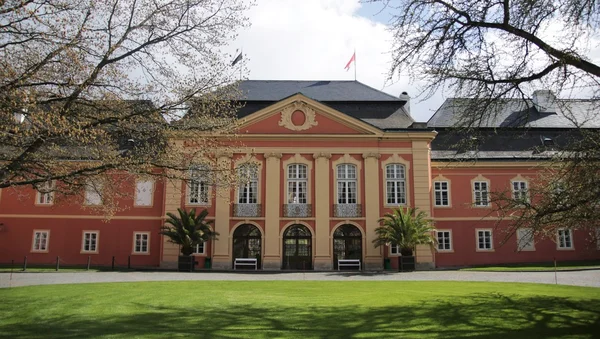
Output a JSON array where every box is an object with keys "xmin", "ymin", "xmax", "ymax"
[
  {"xmin": 32, "ymin": 230, "xmax": 49, "ymax": 252},
  {"xmin": 133, "ymin": 233, "xmax": 149, "ymax": 253},
  {"xmin": 189, "ymin": 167, "xmax": 209, "ymax": 205},
  {"xmin": 84, "ymin": 181, "xmax": 102, "ymax": 206},
  {"xmin": 385, "ymin": 164, "xmax": 406, "ymax": 205},
  {"xmin": 389, "ymin": 244, "xmax": 399, "ymax": 255},
  {"xmin": 189, "ymin": 181, "xmax": 209, "ymax": 205},
  {"xmin": 337, "ymin": 164, "xmax": 357, "ymax": 204},
  {"xmin": 557, "ymin": 229, "xmax": 573, "ymax": 249},
  {"xmin": 516, "ymin": 228, "xmax": 535, "ymax": 251},
  {"xmin": 287, "ymin": 164, "xmax": 308, "ymax": 204},
  {"xmin": 434, "ymin": 181, "xmax": 449, "ymax": 206},
  {"xmin": 238, "ymin": 165, "xmax": 258, "ymax": 204},
  {"xmin": 135, "ymin": 180, "xmax": 154, "ymax": 206},
  {"xmin": 193, "ymin": 242, "xmax": 206, "ymax": 255},
  {"xmin": 477, "ymin": 230, "xmax": 493, "ymax": 250},
  {"xmin": 437, "ymin": 231, "xmax": 452, "ymax": 251},
  {"xmin": 473, "ymin": 181, "xmax": 489, "ymax": 207},
  {"xmin": 82, "ymin": 231, "xmax": 98, "ymax": 253},
  {"xmin": 36, "ymin": 181, "xmax": 55, "ymax": 205},
  {"xmin": 512, "ymin": 181, "xmax": 528, "ymax": 202}
]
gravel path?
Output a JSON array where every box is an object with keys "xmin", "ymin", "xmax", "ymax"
[{"xmin": 1, "ymin": 269, "xmax": 599, "ymax": 288}]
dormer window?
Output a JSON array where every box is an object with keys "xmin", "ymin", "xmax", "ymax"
[{"xmin": 541, "ymin": 136, "xmax": 554, "ymax": 147}]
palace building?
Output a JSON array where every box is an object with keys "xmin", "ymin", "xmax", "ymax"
[{"xmin": 1, "ymin": 81, "xmax": 599, "ymax": 270}]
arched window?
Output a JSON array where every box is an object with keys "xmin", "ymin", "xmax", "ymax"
[
  {"xmin": 337, "ymin": 164, "xmax": 357, "ymax": 204},
  {"xmin": 287, "ymin": 164, "xmax": 307, "ymax": 204},
  {"xmin": 238, "ymin": 164, "xmax": 258, "ymax": 204},
  {"xmin": 385, "ymin": 164, "xmax": 406, "ymax": 205}
]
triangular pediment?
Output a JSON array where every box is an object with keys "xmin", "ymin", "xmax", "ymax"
[{"xmin": 236, "ymin": 94, "xmax": 383, "ymax": 136}]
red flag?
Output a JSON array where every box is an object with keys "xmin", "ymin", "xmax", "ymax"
[{"xmin": 344, "ymin": 52, "xmax": 355, "ymax": 71}]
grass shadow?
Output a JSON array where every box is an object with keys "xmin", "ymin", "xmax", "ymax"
[{"xmin": 0, "ymin": 286, "xmax": 599, "ymax": 338}]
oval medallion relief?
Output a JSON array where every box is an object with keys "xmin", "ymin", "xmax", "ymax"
[{"xmin": 278, "ymin": 101, "xmax": 318, "ymax": 131}]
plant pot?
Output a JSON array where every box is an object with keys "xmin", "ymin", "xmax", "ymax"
[
  {"xmin": 399, "ymin": 256, "xmax": 415, "ymax": 272},
  {"xmin": 178, "ymin": 255, "xmax": 195, "ymax": 272}
]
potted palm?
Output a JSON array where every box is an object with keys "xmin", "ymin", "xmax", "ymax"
[
  {"xmin": 373, "ymin": 207, "xmax": 435, "ymax": 272},
  {"xmin": 160, "ymin": 208, "xmax": 218, "ymax": 272}
]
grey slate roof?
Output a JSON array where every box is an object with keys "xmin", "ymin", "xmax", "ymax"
[
  {"xmin": 233, "ymin": 80, "xmax": 416, "ymax": 130},
  {"xmin": 237, "ymin": 80, "xmax": 402, "ymax": 102},
  {"xmin": 428, "ymin": 98, "xmax": 600, "ymax": 129}
]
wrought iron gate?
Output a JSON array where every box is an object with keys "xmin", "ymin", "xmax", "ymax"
[
  {"xmin": 282, "ymin": 224, "xmax": 312, "ymax": 270},
  {"xmin": 232, "ymin": 224, "xmax": 262, "ymax": 269},
  {"xmin": 333, "ymin": 224, "xmax": 362, "ymax": 270}
]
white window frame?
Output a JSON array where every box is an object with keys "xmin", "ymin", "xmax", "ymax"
[
  {"xmin": 434, "ymin": 181, "xmax": 450, "ymax": 207},
  {"xmin": 476, "ymin": 229, "xmax": 493, "ymax": 251},
  {"xmin": 389, "ymin": 243, "xmax": 400, "ymax": 256},
  {"xmin": 188, "ymin": 166, "xmax": 210, "ymax": 205},
  {"xmin": 516, "ymin": 228, "xmax": 535, "ymax": 251},
  {"xmin": 436, "ymin": 230, "xmax": 452, "ymax": 252},
  {"xmin": 512, "ymin": 181, "xmax": 529, "ymax": 203},
  {"xmin": 84, "ymin": 180, "xmax": 103, "ymax": 206},
  {"xmin": 81, "ymin": 231, "xmax": 99, "ymax": 253},
  {"xmin": 287, "ymin": 164, "xmax": 308, "ymax": 204},
  {"xmin": 237, "ymin": 164, "xmax": 258, "ymax": 204},
  {"xmin": 473, "ymin": 181, "xmax": 489, "ymax": 207},
  {"xmin": 385, "ymin": 164, "xmax": 406, "ymax": 205},
  {"xmin": 193, "ymin": 242, "xmax": 206, "ymax": 255},
  {"xmin": 35, "ymin": 181, "xmax": 55, "ymax": 206},
  {"xmin": 134, "ymin": 179, "xmax": 154, "ymax": 207},
  {"xmin": 557, "ymin": 229, "xmax": 574, "ymax": 250},
  {"xmin": 32, "ymin": 230, "xmax": 50, "ymax": 252},
  {"xmin": 133, "ymin": 232, "xmax": 150, "ymax": 254},
  {"xmin": 337, "ymin": 164, "xmax": 357, "ymax": 204}
]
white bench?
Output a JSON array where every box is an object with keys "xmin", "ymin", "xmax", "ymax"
[
  {"xmin": 338, "ymin": 259, "xmax": 361, "ymax": 271},
  {"xmin": 234, "ymin": 258, "xmax": 258, "ymax": 270}
]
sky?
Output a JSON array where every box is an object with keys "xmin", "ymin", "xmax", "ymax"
[{"xmin": 229, "ymin": 0, "xmax": 444, "ymax": 122}]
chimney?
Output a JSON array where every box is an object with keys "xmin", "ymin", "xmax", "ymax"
[
  {"xmin": 532, "ymin": 90, "xmax": 557, "ymax": 113},
  {"xmin": 399, "ymin": 91, "xmax": 410, "ymax": 114}
]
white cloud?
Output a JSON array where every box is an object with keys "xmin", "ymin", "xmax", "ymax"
[{"xmin": 230, "ymin": 0, "xmax": 441, "ymax": 121}]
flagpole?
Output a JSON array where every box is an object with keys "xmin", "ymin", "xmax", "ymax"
[
  {"xmin": 240, "ymin": 48, "xmax": 243, "ymax": 81},
  {"xmin": 354, "ymin": 48, "xmax": 357, "ymax": 81}
]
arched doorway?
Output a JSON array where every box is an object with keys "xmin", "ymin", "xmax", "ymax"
[
  {"xmin": 282, "ymin": 224, "xmax": 312, "ymax": 270},
  {"xmin": 232, "ymin": 224, "xmax": 262, "ymax": 269},
  {"xmin": 333, "ymin": 224, "xmax": 362, "ymax": 270}
]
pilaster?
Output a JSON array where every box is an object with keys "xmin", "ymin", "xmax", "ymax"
[
  {"xmin": 362, "ymin": 152, "xmax": 382, "ymax": 270},
  {"xmin": 160, "ymin": 176, "xmax": 183, "ymax": 268},
  {"xmin": 263, "ymin": 152, "xmax": 282, "ymax": 270},
  {"xmin": 313, "ymin": 152, "xmax": 332, "ymax": 270},
  {"xmin": 412, "ymin": 141, "xmax": 435, "ymax": 267},
  {"xmin": 212, "ymin": 153, "xmax": 233, "ymax": 270}
]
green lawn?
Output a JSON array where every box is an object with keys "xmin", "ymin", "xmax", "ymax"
[
  {"xmin": 460, "ymin": 260, "xmax": 600, "ymax": 272},
  {"xmin": 0, "ymin": 281, "xmax": 599, "ymax": 338}
]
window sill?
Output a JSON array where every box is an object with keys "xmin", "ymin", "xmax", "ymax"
[
  {"xmin": 131, "ymin": 252, "xmax": 151, "ymax": 256},
  {"xmin": 192, "ymin": 253, "xmax": 207, "ymax": 257},
  {"xmin": 557, "ymin": 247, "xmax": 575, "ymax": 251},
  {"xmin": 34, "ymin": 203, "xmax": 54, "ymax": 207},
  {"xmin": 476, "ymin": 249, "xmax": 495, "ymax": 252},
  {"xmin": 185, "ymin": 203, "xmax": 211, "ymax": 207},
  {"xmin": 434, "ymin": 205, "xmax": 452, "ymax": 208},
  {"xmin": 30, "ymin": 250, "xmax": 49, "ymax": 253},
  {"xmin": 437, "ymin": 249, "xmax": 454, "ymax": 253},
  {"xmin": 80, "ymin": 251, "xmax": 99, "ymax": 254},
  {"xmin": 133, "ymin": 205, "xmax": 154, "ymax": 208}
]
